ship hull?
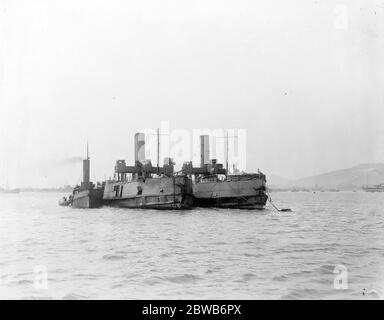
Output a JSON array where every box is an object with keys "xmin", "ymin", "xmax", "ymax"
[
  {"xmin": 193, "ymin": 174, "xmax": 268, "ymax": 209},
  {"xmin": 72, "ymin": 189, "xmax": 103, "ymax": 209},
  {"xmin": 103, "ymin": 176, "xmax": 193, "ymax": 210},
  {"xmin": 194, "ymin": 195, "xmax": 267, "ymax": 209},
  {"xmin": 104, "ymin": 196, "xmax": 193, "ymax": 209}
]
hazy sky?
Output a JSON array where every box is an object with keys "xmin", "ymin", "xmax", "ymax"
[{"xmin": 1, "ymin": 0, "xmax": 383, "ymax": 187}]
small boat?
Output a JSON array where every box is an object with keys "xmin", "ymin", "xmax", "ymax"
[
  {"xmin": 72, "ymin": 187, "xmax": 104, "ymax": 208},
  {"xmin": 58, "ymin": 197, "xmax": 70, "ymax": 206},
  {"xmin": 59, "ymin": 143, "xmax": 104, "ymax": 209}
]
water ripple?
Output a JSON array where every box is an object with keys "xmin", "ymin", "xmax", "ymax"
[{"xmin": 0, "ymin": 191, "xmax": 383, "ymax": 299}]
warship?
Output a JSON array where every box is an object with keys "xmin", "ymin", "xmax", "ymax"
[
  {"xmin": 182, "ymin": 135, "xmax": 268, "ymax": 209},
  {"xmin": 102, "ymin": 133, "xmax": 194, "ymax": 209}
]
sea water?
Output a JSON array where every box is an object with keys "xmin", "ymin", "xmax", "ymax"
[{"xmin": 0, "ymin": 191, "xmax": 383, "ymax": 299}]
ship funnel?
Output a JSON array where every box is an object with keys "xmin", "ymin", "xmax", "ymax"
[
  {"xmin": 82, "ymin": 142, "xmax": 90, "ymax": 188},
  {"xmin": 200, "ymin": 135, "xmax": 210, "ymax": 168},
  {"xmin": 134, "ymin": 133, "xmax": 145, "ymax": 164}
]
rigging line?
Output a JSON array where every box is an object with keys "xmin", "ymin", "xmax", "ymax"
[
  {"xmin": 266, "ymin": 190, "xmax": 292, "ymax": 212},
  {"xmin": 268, "ymin": 196, "xmax": 281, "ymax": 211},
  {"xmin": 76, "ymin": 172, "xmax": 82, "ymax": 185}
]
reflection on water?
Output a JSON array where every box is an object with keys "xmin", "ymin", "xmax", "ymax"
[{"xmin": 0, "ymin": 191, "xmax": 383, "ymax": 299}]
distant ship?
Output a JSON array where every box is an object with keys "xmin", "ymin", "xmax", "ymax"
[
  {"xmin": 102, "ymin": 133, "xmax": 194, "ymax": 209},
  {"xmin": 362, "ymin": 184, "xmax": 384, "ymax": 192},
  {"xmin": 0, "ymin": 178, "xmax": 20, "ymax": 194},
  {"xmin": 181, "ymin": 135, "xmax": 268, "ymax": 209},
  {"xmin": 0, "ymin": 188, "xmax": 20, "ymax": 194}
]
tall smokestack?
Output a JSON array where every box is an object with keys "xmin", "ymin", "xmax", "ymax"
[
  {"xmin": 200, "ymin": 135, "xmax": 210, "ymax": 168},
  {"xmin": 83, "ymin": 142, "xmax": 90, "ymax": 188},
  {"xmin": 134, "ymin": 133, "xmax": 145, "ymax": 164}
]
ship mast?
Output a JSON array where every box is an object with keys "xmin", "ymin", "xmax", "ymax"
[
  {"xmin": 157, "ymin": 128, "xmax": 160, "ymax": 171},
  {"xmin": 82, "ymin": 141, "xmax": 90, "ymax": 189},
  {"xmin": 219, "ymin": 131, "xmax": 237, "ymax": 176},
  {"xmin": 225, "ymin": 130, "xmax": 229, "ymax": 176}
]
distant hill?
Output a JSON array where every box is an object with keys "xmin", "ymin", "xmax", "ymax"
[
  {"xmin": 267, "ymin": 174, "xmax": 293, "ymax": 188},
  {"xmin": 269, "ymin": 163, "xmax": 384, "ymax": 190}
]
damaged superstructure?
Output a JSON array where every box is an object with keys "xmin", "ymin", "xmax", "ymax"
[
  {"xmin": 102, "ymin": 133, "xmax": 193, "ymax": 209},
  {"xmin": 182, "ymin": 135, "xmax": 268, "ymax": 209}
]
